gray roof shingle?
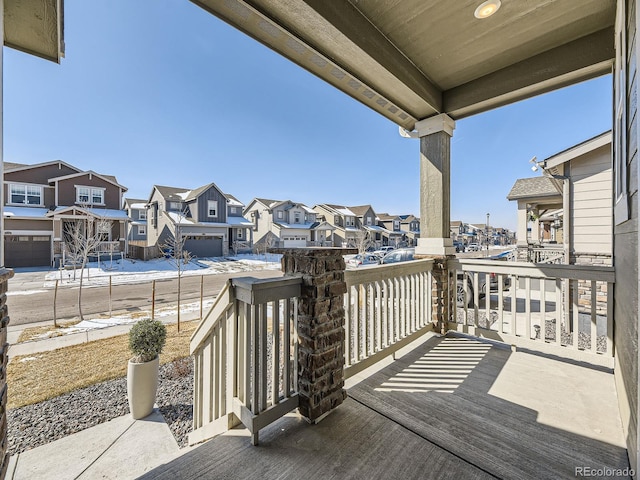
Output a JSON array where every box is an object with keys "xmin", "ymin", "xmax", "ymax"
[{"xmin": 506, "ymin": 177, "xmax": 561, "ymax": 201}]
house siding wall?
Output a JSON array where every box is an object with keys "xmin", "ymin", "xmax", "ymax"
[
  {"xmin": 614, "ymin": 0, "xmax": 639, "ymax": 472},
  {"xmin": 4, "ymin": 219, "xmax": 52, "ymax": 232},
  {"xmin": 57, "ymin": 175, "xmax": 120, "ymax": 209},
  {"xmin": 146, "ymin": 190, "xmax": 164, "ymax": 247},
  {"xmin": 195, "ymin": 187, "xmax": 227, "ymax": 224},
  {"xmin": 5, "ymin": 163, "xmax": 78, "ymax": 185},
  {"xmin": 571, "ymin": 144, "xmax": 613, "ymax": 256}
]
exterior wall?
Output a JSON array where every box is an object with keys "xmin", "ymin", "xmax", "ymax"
[
  {"xmin": 614, "ymin": 0, "xmax": 639, "ymax": 472},
  {"xmin": 193, "ymin": 186, "xmax": 228, "ymax": 224},
  {"xmin": 126, "ymin": 208, "xmax": 147, "ymax": 241},
  {"xmin": 57, "ymin": 175, "xmax": 120, "ymax": 209},
  {"xmin": 4, "ymin": 162, "xmax": 78, "ymax": 185},
  {"xmin": 146, "ymin": 189, "xmax": 165, "ymax": 247},
  {"xmin": 4, "ymin": 218, "xmax": 52, "ymax": 232},
  {"xmin": 570, "ymin": 145, "xmax": 613, "ymax": 255},
  {"xmin": 245, "ymin": 201, "xmax": 275, "ymax": 246}
]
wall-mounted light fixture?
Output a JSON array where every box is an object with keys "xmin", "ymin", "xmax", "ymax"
[{"xmin": 474, "ymin": 1, "xmax": 501, "ymax": 19}]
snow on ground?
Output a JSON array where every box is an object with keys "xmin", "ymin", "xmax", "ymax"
[
  {"xmin": 32, "ymin": 298, "xmax": 217, "ymax": 340},
  {"xmin": 40, "ymin": 253, "xmax": 282, "ymax": 288}
]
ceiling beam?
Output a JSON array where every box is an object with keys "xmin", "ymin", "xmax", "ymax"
[{"xmin": 443, "ymin": 27, "xmax": 614, "ymax": 120}]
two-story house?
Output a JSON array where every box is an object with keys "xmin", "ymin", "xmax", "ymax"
[
  {"xmin": 123, "ymin": 198, "xmax": 148, "ymax": 245},
  {"xmin": 3, "ymin": 160, "xmax": 129, "ymax": 268},
  {"xmin": 244, "ymin": 198, "xmax": 334, "ymax": 248},
  {"xmin": 146, "ymin": 183, "xmax": 252, "ymax": 258},
  {"xmin": 375, "ymin": 212, "xmax": 406, "ymax": 247},
  {"xmin": 312, "ymin": 204, "xmax": 360, "ymax": 247},
  {"xmin": 399, "ymin": 214, "xmax": 420, "ymax": 244}
]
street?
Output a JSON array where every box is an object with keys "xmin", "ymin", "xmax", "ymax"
[{"xmin": 6, "ymin": 269, "xmax": 283, "ymax": 326}]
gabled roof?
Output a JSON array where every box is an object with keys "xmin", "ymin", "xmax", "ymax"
[
  {"xmin": 316, "ymin": 204, "xmax": 357, "ymax": 217},
  {"xmin": 451, "ymin": 220, "xmax": 463, "ymax": 227},
  {"xmin": 5, "ymin": 160, "xmax": 82, "ymax": 175},
  {"xmin": 47, "ymin": 206, "xmax": 130, "ymax": 220},
  {"xmin": 123, "ymin": 198, "xmax": 147, "ymax": 209},
  {"xmin": 225, "ymin": 193, "xmax": 245, "ymax": 208},
  {"xmin": 544, "ymin": 131, "xmax": 612, "ymax": 169},
  {"xmin": 48, "ymin": 170, "xmax": 128, "ymax": 191},
  {"xmin": 348, "ymin": 205, "xmax": 374, "ymax": 217},
  {"xmin": 153, "ymin": 185, "xmax": 192, "ymax": 202},
  {"xmin": 377, "ymin": 213, "xmax": 400, "ymax": 222},
  {"xmin": 506, "ymin": 177, "xmax": 562, "ymax": 201}
]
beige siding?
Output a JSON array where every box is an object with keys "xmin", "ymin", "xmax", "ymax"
[{"xmin": 570, "ymin": 146, "xmax": 612, "ymax": 255}]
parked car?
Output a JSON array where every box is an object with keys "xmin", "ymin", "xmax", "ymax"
[
  {"xmin": 374, "ymin": 246, "xmax": 395, "ymax": 257},
  {"xmin": 347, "ymin": 253, "xmax": 381, "ymax": 267},
  {"xmin": 378, "ymin": 247, "xmax": 510, "ymax": 306},
  {"xmin": 467, "ymin": 243, "xmax": 480, "ymax": 252},
  {"xmin": 453, "ymin": 241, "xmax": 465, "ymax": 253}
]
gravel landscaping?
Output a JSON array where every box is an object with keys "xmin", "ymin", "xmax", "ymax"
[{"xmin": 8, "ymin": 357, "xmax": 194, "ymax": 455}]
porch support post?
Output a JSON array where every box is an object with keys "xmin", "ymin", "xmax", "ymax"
[
  {"xmin": 414, "ymin": 114, "xmax": 456, "ymax": 333},
  {"xmin": 277, "ymin": 247, "xmax": 355, "ymax": 423}
]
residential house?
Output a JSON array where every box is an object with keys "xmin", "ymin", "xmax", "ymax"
[
  {"xmin": 244, "ymin": 198, "xmax": 334, "ymax": 248},
  {"xmin": 507, "ymin": 131, "xmax": 612, "ymax": 265},
  {"xmin": 146, "ymin": 183, "xmax": 253, "ymax": 258},
  {"xmin": 225, "ymin": 194, "xmax": 254, "ymax": 253},
  {"xmin": 376, "ymin": 213, "xmax": 406, "ymax": 247},
  {"xmin": 312, "ymin": 204, "xmax": 360, "ymax": 247},
  {"xmin": 399, "ymin": 214, "xmax": 420, "ymax": 245},
  {"xmin": 3, "ymin": 160, "xmax": 129, "ymax": 268},
  {"xmin": 123, "ymin": 198, "xmax": 148, "ymax": 245}
]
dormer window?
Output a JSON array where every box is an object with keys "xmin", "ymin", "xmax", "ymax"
[
  {"xmin": 10, "ymin": 184, "xmax": 42, "ymax": 206},
  {"xmin": 76, "ymin": 186, "xmax": 104, "ymax": 205},
  {"xmin": 169, "ymin": 201, "xmax": 182, "ymax": 211},
  {"xmin": 277, "ymin": 211, "xmax": 283, "ymax": 220},
  {"xmin": 294, "ymin": 212, "xmax": 301, "ymax": 223},
  {"xmin": 139, "ymin": 209, "xmax": 147, "ymax": 220},
  {"xmin": 394, "ymin": 220, "xmax": 400, "ymax": 230},
  {"xmin": 366, "ymin": 216, "xmax": 372, "ymax": 226}
]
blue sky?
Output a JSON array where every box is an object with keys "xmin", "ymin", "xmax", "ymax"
[{"xmin": 4, "ymin": 0, "xmax": 612, "ymax": 231}]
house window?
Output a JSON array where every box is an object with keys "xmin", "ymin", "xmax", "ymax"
[
  {"xmin": 294, "ymin": 212, "xmax": 301, "ymax": 223},
  {"xmin": 10, "ymin": 184, "xmax": 42, "ymax": 205},
  {"xmin": 138, "ymin": 225, "xmax": 146, "ymax": 236},
  {"xmin": 277, "ymin": 211, "xmax": 283, "ymax": 220},
  {"xmin": 139, "ymin": 209, "xmax": 147, "ymax": 220},
  {"xmin": 394, "ymin": 221, "xmax": 400, "ymax": 230},
  {"xmin": 76, "ymin": 186, "xmax": 105, "ymax": 205},
  {"xmin": 169, "ymin": 201, "xmax": 181, "ymax": 211},
  {"xmin": 208, "ymin": 200, "xmax": 218, "ymax": 218},
  {"xmin": 366, "ymin": 216, "xmax": 372, "ymax": 226},
  {"xmin": 237, "ymin": 229, "xmax": 243, "ymax": 239},
  {"xmin": 230, "ymin": 207, "xmax": 237, "ymax": 214}
]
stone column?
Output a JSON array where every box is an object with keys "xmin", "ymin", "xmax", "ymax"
[
  {"xmin": 277, "ymin": 247, "xmax": 355, "ymax": 423},
  {"xmin": 413, "ymin": 114, "xmax": 456, "ymax": 332},
  {"xmin": 0, "ymin": 268, "xmax": 14, "ymax": 479}
]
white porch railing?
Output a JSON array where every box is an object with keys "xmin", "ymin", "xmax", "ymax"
[
  {"xmin": 190, "ymin": 276, "xmax": 301, "ymax": 446},
  {"xmin": 450, "ymin": 259, "xmax": 615, "ymax": 368},
  {"xmin": 528, "ymin": 246, "xmax": 565, "ymax": 264},
  {"xmin": 344, "ymin": 259, "xmax": 435, "ymax": 379}
]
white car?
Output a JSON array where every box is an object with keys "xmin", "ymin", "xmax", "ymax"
[
  {"xmin": 467, "ymin": 243, "xmax": 480, "ymax": 252},
  {"xmin": 347, "ymin": 253, "xmax": 381, "ymax": 267},
  {"xmin": 374, "ymin": 246, "xmax": 395, "ymax": 256}
]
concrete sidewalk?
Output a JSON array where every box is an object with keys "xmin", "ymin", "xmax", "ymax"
[{"xmin": 7, "ymin": 409, "xmax": 190, "ymax": 480}]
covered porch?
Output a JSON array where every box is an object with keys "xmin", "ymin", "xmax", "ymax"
[{"xmin": 146, "ymin": 333, "xmax": 626, "ymax": 479}]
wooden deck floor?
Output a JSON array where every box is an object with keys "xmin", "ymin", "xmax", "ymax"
[{"xmin": 142, "ymin": 335, "xmax": 629, "ymax": 480}]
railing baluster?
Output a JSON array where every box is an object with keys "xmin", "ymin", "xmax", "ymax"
[
  {"xmin": 525, "ymin": 277, "xmax": 531, "ymax": 339},
  {"xmin": 590, "ymin": 280, "xmax": 597, "ymax": 354},
  {"xmin": 345, "ymin": 286, "xmax": 352, "ymax": 366},
  {"xmin": 485, "ymin": 273, "xmax": 491, "ymax": 330},
  {"xmin": 473, "ymin": 272, "xmax": 479, "ymax": 328},
  {"xmin": 606, "ymin": 282, "xmax": 613, "ymax": 355},
  {"xmin": 273, "ymin": 299, "xmax": 280, "ymax": 404},
  {"xmin": 284, "ymin": 298, "xmax": 291, "ymax": 397},
  {"xmin": 555, "ymin": 278, "xmax": 562, "ymax": 346},
  {"xmin": 572, "ymin": 280, "xmax": 579, "ymax": 350},
  {"xmin": 498, "ymin": 274, "xmax": 504, "ymax": 333},
  {"xmin": 375, "ymin": 281, "xmax": 382, "ymax": 351},
  {"xmin": 540, "ymin": 278, "xmax": 546, "ymax": 342},
  {"xmin": 511, "ymin": 274, "xmax": 517, "ymax": 336}
]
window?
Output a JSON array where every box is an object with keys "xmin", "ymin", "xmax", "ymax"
[
  {"xmin": 277, "ymin": 210, "xmax": 283, "ymax": 220},
  {"xmin": 230, "ymin": 207, "xmax": 237, "ymax": 214},
  {"xmin": 208, "ymin": 200, "xmax": 218, "ymax": 218},
  {"xmin": 237, "ymin": 229, "xmax": 243, "ymax": 239},
  {"xmin": 366, "ymin": 216, "xmax": 372, "ymax": 226},
  {"xmin": 138, "ymin": 225, "xmax": 146, "ymax": 236},
  {"xmin": 10, "ymin": 184, "xmax": 43, "ymax": 205},
  {"xmin": 346, "ymin": 216, "xmax": 355, "ymax": 227},
  {"xmin": 294, "ymin": 212, "xmax": 301, "ymax": 223},
  {"xmin": 394, "ymin": 221, "xmax": 400, "ymax": 230},
  {"xmin": 169, "ymin": 201, "xmax": 181, "ymax": 211},
  {"xmin": 139, "ymin": 209, "xmax": 147, "ymax": 220},
  {"xmin": 76, "ymin": 186, "xmax": 104, "ymax": 205}
]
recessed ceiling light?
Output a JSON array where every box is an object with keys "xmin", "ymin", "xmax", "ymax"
[{"xmin": 474, "ymin": 0, "xmax": 501, "ymax": 19}]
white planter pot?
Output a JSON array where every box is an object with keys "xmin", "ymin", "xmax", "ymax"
[{"xmin": 127, "ymin": 356, "xmax": 159, "ymax": 420}]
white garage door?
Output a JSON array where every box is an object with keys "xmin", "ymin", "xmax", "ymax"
[{"xmin": 283, "ymin": 236, "xmax": 307, "ymax": 248}]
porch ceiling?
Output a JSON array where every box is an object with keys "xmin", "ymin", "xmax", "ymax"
[
  {"xmin": 4, "ymin": 0, "xmax": 64, "ymax": 63},
  {"xmin": 192, "ymin": 0, "xmax": 615, "ymax": 129}
]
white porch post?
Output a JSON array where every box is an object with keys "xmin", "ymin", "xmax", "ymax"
[
  {"xmin": 516, "ymin": 201, "xmax": 529, "ymax": 247},
  {"xmin": 415, "ymin": 114, "xmax": 456, "ymax": 257}
]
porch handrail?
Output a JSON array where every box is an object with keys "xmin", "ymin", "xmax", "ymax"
[
  {"xmin": 450, "ymin": 258, "xmax": 615, "ymax": 368},
  {"xmin": 343, "ymin": 258, "xmax": 435, "ymax": 379},
  {"xmin": 190, "ymin": 276, "xmax": 302, "ymax": 446}
]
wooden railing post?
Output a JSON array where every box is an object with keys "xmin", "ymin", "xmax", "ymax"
[{"xmin": 277, "ymin": 247, "xmax": 355, "ymax": 423}]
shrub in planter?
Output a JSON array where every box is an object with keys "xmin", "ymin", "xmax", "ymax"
[
  {"xmin": 129, "ymin": 318, "xmax": 167, "ymax": 363},
  {"xmin": 127, "ymin": 319, "xmax": 167, "ymax": 419}
]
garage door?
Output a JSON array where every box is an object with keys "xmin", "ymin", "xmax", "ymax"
[
  {"xmin": 5, "ymin": 235, "xmax": 51, "ymax": 267},
  {"xmin": 183, "ymin": 236, "xmax": 223, "ymax": 258},
  {"xmin": 283, "ymin": 236, "xmax": 307, "ymax": 248}
]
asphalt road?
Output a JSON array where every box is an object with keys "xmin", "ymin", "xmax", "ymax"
[{"xmin": 6, "ymin": 269, "xmax": 283, "ymax": 326}]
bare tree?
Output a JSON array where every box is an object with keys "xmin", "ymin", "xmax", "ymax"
[
  {"xmin": 354, "ymin": 229, "xmax": 374, "ymax": 254},
  {"xmin": 159, "ymin": 219, "xmax": 192, "ymax": 332},
  {"xmin": 63, "ymin": 215, "xmax": 112, "ymax": 321}
]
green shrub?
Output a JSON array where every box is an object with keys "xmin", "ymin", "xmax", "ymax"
[{"xmin": 129, "ymin": 319, "xmax": 167, "ymax": 363}]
